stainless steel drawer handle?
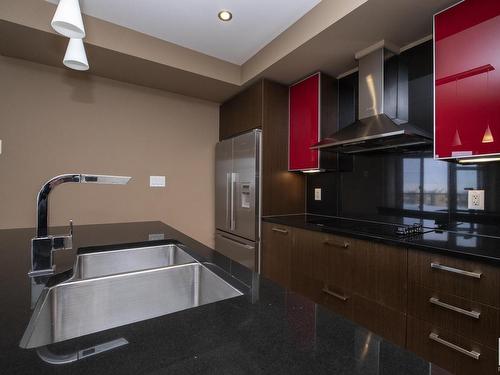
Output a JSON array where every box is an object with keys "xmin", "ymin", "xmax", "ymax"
[
  {"xmin": 322, "ymin": 287, "xmax": 349, "ymax": 302},
  {"xmin": 430, "ymin": 262, "xmax": 482, "ymax": 279},
  {"xmin": 429, "ymin": 332, "xmax": 480, "ymax": 360},
  {"xmin": 323, "ymin": 241, "xmax": 349, "ymax": 249},
  {"xmin": 429, "ymin": 297, "xmax": 481, "ymax": 319},
  {"xmin": 271, "ymin": 228, "xmax": 288, "ymax": 234}
]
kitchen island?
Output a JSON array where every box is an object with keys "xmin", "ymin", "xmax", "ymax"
[{"xmin": 0, "ymin": 221, "xmax": 432, "ymax": 375}]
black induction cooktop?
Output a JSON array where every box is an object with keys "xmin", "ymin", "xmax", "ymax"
[{"xmin": 304, "ymin": 216, "xmax": 435, "ymax": 239}]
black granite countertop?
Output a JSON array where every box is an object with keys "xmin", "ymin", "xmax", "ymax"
[
  {"xmin": 262, "ymin": 214, "xmax": 500, "ymax": 265},
  {"xmin": 0, "ymin": 221, "xmax": 432, "ymax": 375}
]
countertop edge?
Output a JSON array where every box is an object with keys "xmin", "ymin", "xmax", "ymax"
[{"xmin": 262, "ymin": 216, "xmax": 500, "ymax": 265}]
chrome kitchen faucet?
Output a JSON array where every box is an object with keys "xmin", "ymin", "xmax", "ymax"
[{"xmin": 29, "ymin": 174, "xmax": 131, "ymax": 278}]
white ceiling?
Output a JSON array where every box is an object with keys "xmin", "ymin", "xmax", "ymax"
[{"xmin": 47, "ymin": 0, "xmax": 322, "ymax": 65}]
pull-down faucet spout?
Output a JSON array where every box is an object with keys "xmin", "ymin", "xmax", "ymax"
[{"xmin": 30, "ymin": 174, "xmax": 131, "ymax": 278}]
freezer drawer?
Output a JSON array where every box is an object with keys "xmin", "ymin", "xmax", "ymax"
[{"xmin": 215, "ymin": 231, "xmax": 257, "ymax": 271}]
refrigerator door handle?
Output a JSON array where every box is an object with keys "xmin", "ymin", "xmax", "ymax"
[
  {"xmin": 226, "ymin": 173, "xmax": 231, "ymax": 229},
  {"xmin": 230, "ymin": 173, "xmax": 236, "ymax": 231}
]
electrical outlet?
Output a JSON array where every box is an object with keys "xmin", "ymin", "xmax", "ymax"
[
  {"xmin": 468, "ymin": 190, "xmax": 485, "ymax": 210},
  {"xmin": 314, "ymin": 188, "xmax": 322, "ymax": 201}
]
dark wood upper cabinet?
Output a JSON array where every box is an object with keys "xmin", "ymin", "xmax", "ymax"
[
  {"xmin": 261, "ymin": 81, "xmax": 305, "ymax": 216},
  {"xmin": 219, "ymin": 81, "xmax": 263, "ymax": 141},
  {"xmin": 220, "ymin": 80, "xmax": 305, "ymax": 216},
  {"xmin": 338, "ymin": 72, "xmax": 358, "ymax": 129}
]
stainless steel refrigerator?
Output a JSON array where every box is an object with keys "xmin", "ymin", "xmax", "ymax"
[{"xmin": 215, "ymin": 129, "xmax": 261, "ymax": 272}]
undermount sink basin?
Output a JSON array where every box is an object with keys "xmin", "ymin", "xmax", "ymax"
[
  {"xmin": 21, "ymin": 244, "xmax": 243, "ymax": 349},
  {"xmin": 75, "ymin": 244, "xmax": 197, "ymax": 279}
]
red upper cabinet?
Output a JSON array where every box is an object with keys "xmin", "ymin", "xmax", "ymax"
[
  {"xmin": 289, "ymin": 74, "xmax": 320, "ymax": 171},
  {"xmin": 289, "ymin": 73, "xmax": 337, "ymax": 171},
  {"xmin": 434, "ymin": 0, "xmax": 500, "ymax": 160}
]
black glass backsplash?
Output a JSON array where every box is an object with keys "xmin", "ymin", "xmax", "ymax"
[
  {"xmin": 306, "ymin": 40, "xmax": 500, "ymax": 227},
  {"xmin": 307, "ymin": 151, "xmax": 500, "ymax": 225},
  {"xmin": 307, "ymin": 152, "xmax": 500, "ymax": 225}
]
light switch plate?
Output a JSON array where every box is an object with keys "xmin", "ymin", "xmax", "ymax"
[
  {"xmin": 467, "ymin": 190, "xmax": 485, "ymax": 210},
  {"xmin": 150, "ymin": 176, "xmax": 166, "ymax": 187},
  {"xmin": 314, "ymin": 188, "xmax": 322, "ymax": 201}
]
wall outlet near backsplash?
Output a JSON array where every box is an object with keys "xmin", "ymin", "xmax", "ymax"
[
  {"xmin": 468, "ymin": 190, "xmax": 485, "ymax": 210},
  {"xmin": 314, "ymin": 188, "xmax": 322, "ymax": 201}
]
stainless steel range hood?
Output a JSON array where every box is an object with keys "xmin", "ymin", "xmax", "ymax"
[{"xmin": 311, "ymin": 43, "xmax": 433, "ymax": 153}]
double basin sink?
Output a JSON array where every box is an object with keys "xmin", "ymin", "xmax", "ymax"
[{"xmin": 21, "ymin": 243, "xmax": 243, "ymax": 349}]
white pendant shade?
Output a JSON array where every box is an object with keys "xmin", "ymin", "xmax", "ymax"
[
  {"xmin": 51, "ymin": 0, "xmax": 86, "ymax": 38},
  {"xmin": 63, "ymin": 38, "xmax": 89, "ymax": 71}
]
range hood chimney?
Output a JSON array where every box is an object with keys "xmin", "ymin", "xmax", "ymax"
[{"xmin": 311, "ymin": 41, "xmax": 433, "ymax": 153}]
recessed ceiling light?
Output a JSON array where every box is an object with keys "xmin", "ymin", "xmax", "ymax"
[{"xmin": 218, "ymin": 10, "xmax": 232, "ymax": 22}]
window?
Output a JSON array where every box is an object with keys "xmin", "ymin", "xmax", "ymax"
[{"xmin": 403, "ymin": 156, "xmax": 448, "ymax": 212}]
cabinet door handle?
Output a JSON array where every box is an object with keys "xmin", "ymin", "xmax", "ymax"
[
  {"xmin": 429, "ymin": 333, "xmax": 480, "ymax": 360},
  {"xmin": 271, "ymin": 228, "xmax": 288, "ymax": 234},
  {"xmin": 429, "ymin": 297, "xmax": 481, "ymax": 319},
  {"xmin": 322, "ymin": 287, "xmax": 349, "ymax": 301},
  {"xmin": 323, "ymin": 240, "xmax": 349, "ymax": 249},
  {"xmin": 430, "ymin": 262, "xmax": 482, "ymax": 279}
]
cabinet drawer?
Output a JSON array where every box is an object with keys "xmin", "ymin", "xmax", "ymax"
[
  {"xmin": 321, "ymin": 284, "xmax": 352, "ymax": 320},
  {"xmin": 408, "ymin": 283, "xmax": 499, "ymax": 349},
  {"xmin": 262, "ymin": 223, "xmax": 293, "ymax": 288},
  {"xmin": 351, "ymin": 294, "xmax": 406, "ymax": 347},
  {"xmin": 407, "ymin": 316, "xmax": 498, "ymax": 375},
  {"xmin": 353, "ymin": 241, "xmax": 407, "ymax": 313},
  {"xmin": 318, "ymin": 233, "xmax": 352, "ymax": 292},
  {"xmin": 408, "ymin": 249, "xmax": 500, "ymax": 308},
  {"xmin": 291, "ymin": 272, "xmax": 323, "ymax": 304}
]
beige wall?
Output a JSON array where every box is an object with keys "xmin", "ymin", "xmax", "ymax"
[{"xmin": 0, "ymin": 56, "xmax": 219, "ymax": 247}]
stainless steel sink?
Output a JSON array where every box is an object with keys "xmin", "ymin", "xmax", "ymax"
[
  {"xmin": 75, "ymin": 244, "xmax": 196, "ymax": 279},
  {"xmin": 21, "ymin": 245, "xmax": 243, "ymax": 349}
]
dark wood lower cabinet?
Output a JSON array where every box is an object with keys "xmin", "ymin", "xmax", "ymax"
[
  {"xmin": 408, "ymin": 248, "xmax": 500, "ymax": 308},
  {"xmin": 407, "ymin": 316, "xmax": 498, "ymax": 375},
  {"xmin": 408, "ymin": 282, "xmax": 499, "ymax": 350},
  {"xmin": 290, "ymin": 228, "xmax": 323, "ymax": 303},
  {"xmin": 261, "ymin": 222, "xmax": 500, "ymax": 374},
  {"xmin": 321, "ymin": 286, "xmax": 353, "ymax": 319},
  {"xmin": 262, "ymin": 223, "xmax": 292, "ymax": 288},
  {"xmin": 262, "ymin": 222, "xmax": 408, "ymax": 346},
  {"xmin": 352, "ymin": 240, "xmax": 407, "ymax": 313},
  {"xmin": 351, "ymin": 294, "xmax": 407, "ymax": 347}
]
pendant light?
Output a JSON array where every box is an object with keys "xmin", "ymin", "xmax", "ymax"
[
  {"xmin": 51, "ymin": 0, "xmax": 86, "ymax": 38},
  {"xmin": 63, "ymin": 38, "xmax": 89, "ymax": 71}
]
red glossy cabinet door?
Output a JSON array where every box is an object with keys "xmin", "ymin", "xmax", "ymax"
[
  {"xmin": 289, "ymin": 74, "xmax": 320, "ymax": 171},
  {"xmin": 434, "ymin": 0, "xmax": 500, "ymax": 160}
]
